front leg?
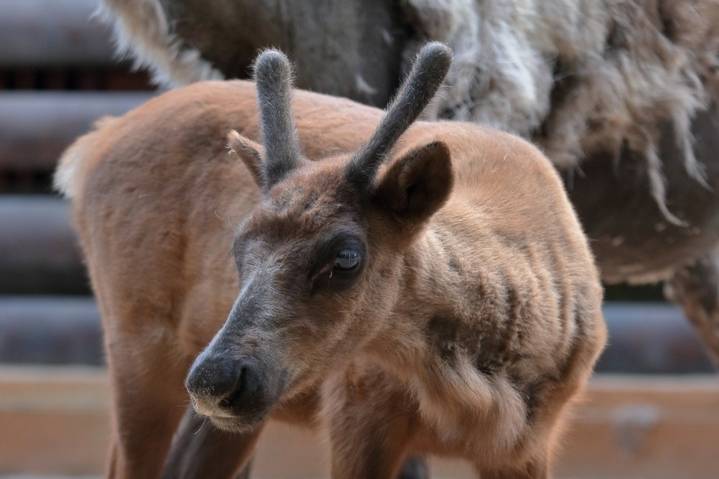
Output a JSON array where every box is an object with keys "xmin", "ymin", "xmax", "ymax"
[
  {"xmin": 326, "ymin": 371, "xmax": 418, "ymax": 479},
  {"xmin": 162, "ymin": 405, "xmax": 263, "ymax": 479},
  {"xmin": 104, "ymin": 338, "xmax": 189, "ymax": 479}
]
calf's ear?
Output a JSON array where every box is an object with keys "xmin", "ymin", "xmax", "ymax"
[
  {"xmin": 373, "ymin": 141, "xmax": 453, "ymax": 225},
  {"xmin": 227, "ymin": 130, "xmax": 264, "ymax": 188}
]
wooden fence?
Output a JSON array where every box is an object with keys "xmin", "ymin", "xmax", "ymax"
[{"xmin": 1, "ymin": 367, "xmax": 717, "ymax": 478}]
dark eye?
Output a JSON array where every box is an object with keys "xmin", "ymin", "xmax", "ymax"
[{"xmin": 334, "ymin": 248, "xmax": 361, "ymax": 271}]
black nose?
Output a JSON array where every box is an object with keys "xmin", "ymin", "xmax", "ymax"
[
  {"xmin": 217, "ymin": 362, "xmax": 264, "ymax": 415},
  {"xmin": 185, "ymin": 356, "xmax": 265, "ymax": 416}
]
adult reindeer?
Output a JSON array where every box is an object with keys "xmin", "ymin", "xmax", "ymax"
[
  {"xmin": 100, "ymin": 0, "xmax": 719, "ymax": 369},
  {"xmin": 57, "ymin": 43, "xmax": 606, "ymax": 478}
]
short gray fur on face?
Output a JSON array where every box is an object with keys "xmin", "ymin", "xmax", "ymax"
[
  {"xmin": 253, "ymin": 49, "xmax": 302, "ymax": 189},
  {"xmin": 346, "ymin": 42, "xmax": 452, "ymax": 191}
]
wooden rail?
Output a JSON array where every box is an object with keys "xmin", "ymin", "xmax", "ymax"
[
  {"xmin": 0, "ymin": 297, "xmax": 101, "ymax": 365},
  {"xmin": 0, "ymin": 368, "xmax": 717, "ymax": 478},
  {"xmin": 0, "ymin": 197, "xmax": 86, "ymax": 294},
  {"xmin": 1, "ymin": 299, "xmax": 713, "ymax": 373},
  {"xmin": 0, "ymin": 93, "xmax": 152, "ymax": 174},
  {"xmin": 0, "ymin": 0, "xmax": 113, "ymax": 66}
]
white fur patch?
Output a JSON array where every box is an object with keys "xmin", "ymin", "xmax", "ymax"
[
  {"xmin": 412, "ymin": 356, "xmax": 527, "ymax": 451},
  {"xmin": 54, "ymin": 117, "xmax": 117, "ymax": 199},
  {"xmin": 54, "ymin": 139, "xmax": 85, "ymax": 198},
  {"xmin": 97, "ymin": 0, "xmax": 224, "ymax": 88}
]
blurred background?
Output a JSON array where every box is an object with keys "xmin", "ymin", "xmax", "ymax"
[{"xmin": 0, "ymin": 0, "xmax": 717, "ymax": 478}]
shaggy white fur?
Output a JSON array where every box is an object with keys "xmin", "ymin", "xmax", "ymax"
[
  {"xmin": 97, "ymin": 0, "xmax": 223, "ymax": 88},
  {"xmin": 99, "ymin": 0, "xmax": 719, "ymax": 222},
  {"xmin": 406, "ymin": 0, "xmax": 719, "ymax": 224}
]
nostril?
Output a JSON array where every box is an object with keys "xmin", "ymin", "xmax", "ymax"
[
  {"xmin": 219, "ymin": 364, "xmax": 249, "ymax": 410},
  {"xmin": 219, "ymin": 366, "xmax": 252, "ymax": 410}
]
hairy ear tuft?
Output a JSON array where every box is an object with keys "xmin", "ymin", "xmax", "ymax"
[
  {"xmin": 227, "ymin": 130, "xmax": 264, "ymax": 187},
  {"xmin": 374, "ymin": 141, "xmax": 453, "ymax": 225}
]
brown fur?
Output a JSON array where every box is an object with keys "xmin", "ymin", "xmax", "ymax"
[{"xmin": 57, "ymin": 79, "xmax": 606, "ymax": 478}]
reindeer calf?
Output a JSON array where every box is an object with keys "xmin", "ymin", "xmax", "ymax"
[{"xmin": 56, "ymin": 43, "xmax": 606, "ymax": 478}]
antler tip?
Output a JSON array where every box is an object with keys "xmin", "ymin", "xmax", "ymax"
[
  {"xmin": 416, "ymin": 42, "xmax": 452, "ymax": 74},
  {"xmin": 421, "ymin": 42, "xmax": 452, "ymax": 58},
  {"xmin": 254, "ymin": 48, "xmax": 292, "ymax": 82}
]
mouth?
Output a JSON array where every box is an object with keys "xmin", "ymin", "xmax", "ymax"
[{"xmin": 207, "ymin": 413, "xmax": 263, "ymax": 433}]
